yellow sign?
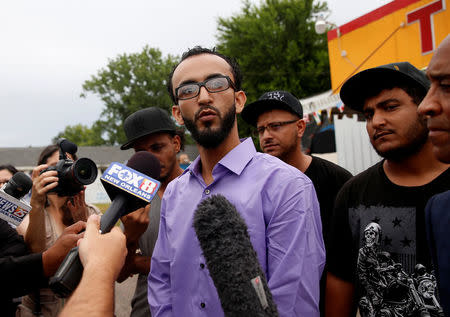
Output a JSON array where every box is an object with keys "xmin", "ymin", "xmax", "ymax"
[{"xmin": 327, "ymin": 0, "xmax": 450, "ymax": 92}]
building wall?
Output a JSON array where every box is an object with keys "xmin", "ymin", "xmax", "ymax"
[
  {"xmin": 327, "ymin": 0, "xmax": 449, "ymax": 92},
  {"xmin": 334, "ymin": 114, "xmax": 381, "ymax": 175}
]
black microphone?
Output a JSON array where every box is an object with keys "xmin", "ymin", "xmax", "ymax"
[
  {"xmin": 0, "ymin": 172, "xmax": 32, "ymax": 226},
  {"xmin": 193, "ymin": 194, "xmax": 279, "ymax": 317},
  {"xmin": 49, "ymin": 151, "xmax": 160, "ymax": 297},
  {"xmin": 59, "ymin": 139, "xmax": 78, "ymax": 157},
  {"xmin": 3, "ymin": 172, "xmax": 32, "ymax": 200},
  {"xmin": 99, "ymin": 151, "xmax": 160, "ymax": 233}
]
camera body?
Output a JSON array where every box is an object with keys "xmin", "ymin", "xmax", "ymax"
[{"xmin": 40, "ymin": 140, "xmax": 98, "ymax": 197}]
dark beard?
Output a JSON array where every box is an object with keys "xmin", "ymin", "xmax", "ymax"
[
  {"xmin": 375, "ymin": 117, "xmax": 429, "ymax": 161},
  {"xmin": 183, "ymin": 104, "xmax": 236, "ymax": 149}
]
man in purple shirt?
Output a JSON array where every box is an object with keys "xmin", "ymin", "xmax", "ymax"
[{"xmin": 148, "ymin": 46, "xmax": 325, "ymax": 316}]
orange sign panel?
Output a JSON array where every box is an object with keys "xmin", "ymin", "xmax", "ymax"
[{"xmin": 327, "ymin": 0, "xmax": 449, "ymax": 92}]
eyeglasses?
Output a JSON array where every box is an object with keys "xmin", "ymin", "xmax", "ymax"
[
  {"xmin": 175, "ymin": 75, "xmax": 236, "ymax": 102},
  {"xmin": 254, "ymin": 119, "xmax": 299, "ymax": 136}
]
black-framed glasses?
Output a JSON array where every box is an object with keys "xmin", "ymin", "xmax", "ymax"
[
  {"xmin": 254, "ymin": 119, "xmax": 299, "ymax": 136},
  {"xmin": 175, "ymin": 75, "xmax": 236, "ymax": 102}
]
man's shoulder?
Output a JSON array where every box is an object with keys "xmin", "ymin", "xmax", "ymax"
[
  {"xmin": 339, "ymin": 161, "xmax": 382, "ymax": 190},
  {"xmin": 165, "ymin": 169, "xmax": 191, "ymax": 191},
  {"xmin": 310, "ymin": 156, "xmax": 353, "ymax": 179},
  {"xmin": 250, "ymin": 152, "xmax": 312, "ymax": 183},
  {"xmin": 427, "ymin": 190, "xmax": 450, "ymax": 211},
  {"xmin": 251, "ymin": 152, "xmax": 291, "ymax": 167},
  {"xmin": 430, "ymin": 167, "xmax": 450, "ymax": 186}
]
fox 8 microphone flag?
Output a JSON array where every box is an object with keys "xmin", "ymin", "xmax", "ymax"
[
  {"xmin": 101, "ymin": 162, "xmax": 160, "ymax": 203},
  {"xmin": 0, "ymin": 191, "xmax": 31, "ymax": 226}
]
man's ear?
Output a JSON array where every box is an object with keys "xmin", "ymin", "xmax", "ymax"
[
  {"xmin": 234, "ymin": 90, "xmax": 247, "ymax": 114},
  {"xmin": 297, "ymin": 119, "xmax": 306, "ymax": 138},
  {"xmin": 172, "ymin": 134, "xmax": 181, "ymax": 153},
  {"xmin": 172, "ymin": 105, "xmax": 184, "ymax": 125}
]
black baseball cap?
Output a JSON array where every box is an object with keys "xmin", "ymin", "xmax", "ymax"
[
  {"xmin": 340, "ymin": 62, "xmax": 430, "ymax": 113},
  {"xmin": 241, "ymin": 90, "xmax": 303, "ymax": 127},
  {"xmin": 121, "ymin": 107, "xmax": 176, "ymax": 150}
]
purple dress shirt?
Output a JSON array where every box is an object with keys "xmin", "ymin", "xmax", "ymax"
[{"xmin": 148, "ymin": 138, "xmax": 325, "ymax": 316}]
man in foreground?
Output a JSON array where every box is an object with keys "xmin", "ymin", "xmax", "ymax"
[
  {"xmin": 148, "ymin": 47, "xmax": 325, "ymax": 316},
  {"xmin": 418, "ymin": 35, "xmax": 450, "ymax": 316}
]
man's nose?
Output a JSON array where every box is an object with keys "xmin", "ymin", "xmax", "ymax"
[
  {"xmin": 418, "ymin": 84, "xmax": 441, "ymax": 117},
  {"xmin": 372, "ymin": 111, "xmax": 386, "ymax": 127},
  {"xmin": 197, "ymin": 86, "xmax": 213, "ymax": 104}
]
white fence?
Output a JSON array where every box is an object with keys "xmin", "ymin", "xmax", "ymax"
[
  {"xmin": 84, "ymin": 172, "xmax": 111, "ymax": 205},
  {"xmin": 334, "ymin": 114, "xmax": 381, "ymax": 175}
]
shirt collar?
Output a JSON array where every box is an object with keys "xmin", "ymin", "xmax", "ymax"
[
  {"xmin": 184, "ymin": 137, "xmax": 256, "ymax": 177},
  {"xmin": 218, "ymin": 137, "xmax": 256, "ymax": 175}
]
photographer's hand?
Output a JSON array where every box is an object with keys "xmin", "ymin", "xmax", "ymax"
[
  {"xmin": 16, "ymin": 164, "xmax": 59, "ymax": 253},
  {"xmin": 29, "ymin": 164, "xmax": 58, "ymax": 209}
]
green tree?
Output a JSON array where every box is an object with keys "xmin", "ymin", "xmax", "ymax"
[
  {"xmin": 53, "ymin": 123, "xmax": 104, "ymax": 146},
  {"xmin": 216, "ymin": 0, "xmax": 330, "ymax": 138},
  {"xmin": 56, "ymin": 46, "xmax": 178, "ymax": 146}
]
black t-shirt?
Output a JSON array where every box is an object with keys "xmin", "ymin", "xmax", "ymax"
[
  {"xmin": 305, "ymin": 156, "xmax": 353, "ymax": 317},
  {"xmin": 305, "ymin": 156, "xmax": 353, "ymax": 250},
  {"xmin": 328, "ymin": 161, "xmax": 450, "ymax": 314}
]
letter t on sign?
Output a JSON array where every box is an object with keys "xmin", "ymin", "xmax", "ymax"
[{"xmin": 407, "ymin": 0, "xmax": 444, "ymax": 54}]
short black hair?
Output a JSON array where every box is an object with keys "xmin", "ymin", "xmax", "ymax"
[
  {"xmin": 0, "ymin": 164, "xmax": 18, "ymax": 175},
  {"xmin": 167, "ymin": 46, "xmax": 243, "ymax": 104},
  {"xmin": 364, "ymin": 79, "xmax": 427, "ymax": 107}
]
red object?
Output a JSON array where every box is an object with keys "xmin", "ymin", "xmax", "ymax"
[
  {"xmin": 407, "ymin": 0, "xmax": 444, "ymax": 54},
  {"xmin": 328, "ymin": 0, "xmax": 423, "ymax": 41}
]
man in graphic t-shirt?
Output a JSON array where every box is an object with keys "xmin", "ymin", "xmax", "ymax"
[{"xmin": 325, "ymin": 62, "xmax": 450, "ymax": 317}]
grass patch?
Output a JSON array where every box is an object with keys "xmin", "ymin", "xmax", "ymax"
[{"xmin": 93, "ymin": 203, "xmax": 110, "ymax": 214}]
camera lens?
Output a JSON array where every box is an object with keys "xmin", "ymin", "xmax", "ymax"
[{"xmin": 72, "ymin": 158, "xmax": 98, "ymax": 185}]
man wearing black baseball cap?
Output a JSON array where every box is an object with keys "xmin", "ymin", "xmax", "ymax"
[
  {"xmin": 242, "ymin": 90, "xmax": 352, "ymax": 316},
  {"xmin": 118, "ymin": 107, "xmax": 184, "ymax": 317},
  {"xmin": 326, "ymin": 62, "xmax": 450, "ymax": 317}
]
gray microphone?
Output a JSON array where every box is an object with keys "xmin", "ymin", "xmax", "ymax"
[{"xmin": 193, "ymin": 194, "xmax": 279, "ymax": 317}]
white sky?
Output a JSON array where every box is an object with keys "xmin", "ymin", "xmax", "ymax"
[{"xmin": 0, "ymin": 0, "xmax": 390, "ymax": 147}]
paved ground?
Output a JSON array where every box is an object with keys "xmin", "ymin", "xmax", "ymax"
[
  {"xmin": 114, "ymin": 275, "xmax": 137, "ymax": 317},
  {"xmin": 112, "ymin": 274, "xmax": 359, "ymax": 316}
]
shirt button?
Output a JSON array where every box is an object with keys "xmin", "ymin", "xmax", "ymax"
[
  {"xmin": 200, "ymin": 302, "xmax": 206, "ymax": 308},
  {"xmin": 200, "ymin": 263, "xmax": 205, "ymax": 269},
  {"xmin": 204, "ymin": 189, "xmax": 210, "ymax": 195}
]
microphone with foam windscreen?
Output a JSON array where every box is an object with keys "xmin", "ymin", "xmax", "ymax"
[
  {"xmin": 0, "ymin": 172, "xmax": 33, "ymax": 226},
  {"xmin": 3, "ymin": 172, "xmax": 33, "ymax": 200},
  {"xmin": 193, "ymin": 194, "xmax": 279, "ymax": 317},
  {"xmin": 59, "ymin": 139, "xmax": 78, "ymax": 157},
  {"xmin": 49, "ymin": 151, "xmax": 161, "ymax": 297}
]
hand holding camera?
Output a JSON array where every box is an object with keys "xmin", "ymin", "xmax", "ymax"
[
  {"xmin": 38, "ymin": 140, "xmax": 97, "ymax": 197},
  {"xmin": 30, "ymin": 164, "xmax": 59, "ymax": 209}
]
